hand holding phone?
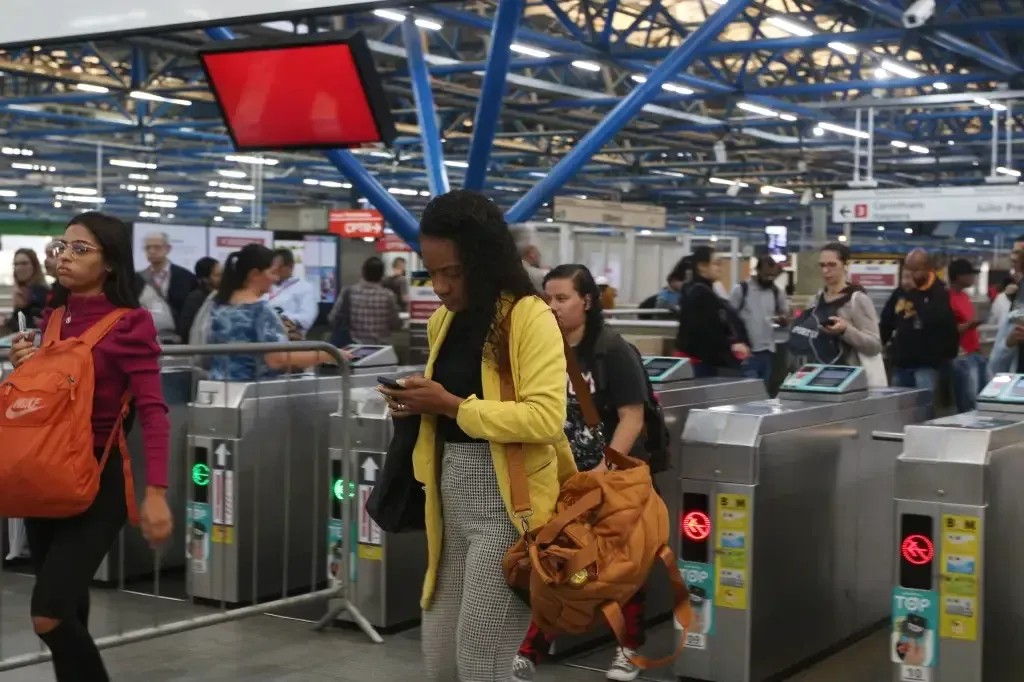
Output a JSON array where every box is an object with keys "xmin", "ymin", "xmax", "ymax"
[{"xmin": 377, "ymin": 376, "xmax": 405, "ymax": 391}]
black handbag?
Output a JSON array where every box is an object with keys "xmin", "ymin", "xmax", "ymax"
[{"xmin": 365, "ymin": 414, "xmax": 425, "ymax": 532}]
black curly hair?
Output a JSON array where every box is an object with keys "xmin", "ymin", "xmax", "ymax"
[{"xmin": 419, "ymin": 189, "xmax": 537, "ymax": 362}]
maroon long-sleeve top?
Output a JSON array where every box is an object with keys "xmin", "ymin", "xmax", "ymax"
[{"xmin": 40, "ymin": 294, "xmax": 170, "ymax": 487}]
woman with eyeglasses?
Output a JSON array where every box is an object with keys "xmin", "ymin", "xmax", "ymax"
[
  {"xmin": 6, "ymin": 248, "xmax": 50, "ymax": 332},
  {"xmin": 6, "ymin": 212, "xmax": 173, "ymax": 681}
]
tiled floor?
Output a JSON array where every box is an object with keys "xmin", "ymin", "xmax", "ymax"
[{"xmin": 0, "ymin": 571, "xmax": 890, "ymax": 681}]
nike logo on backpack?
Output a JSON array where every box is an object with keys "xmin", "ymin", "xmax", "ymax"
[{"xmin": 5, "ymin": 397, "xmax": 44, "ymax": 419}]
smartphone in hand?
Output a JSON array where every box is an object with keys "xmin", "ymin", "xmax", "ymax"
[{"xmin": 377, "ymin": 376, "xmax": 404, "ymax": 391}]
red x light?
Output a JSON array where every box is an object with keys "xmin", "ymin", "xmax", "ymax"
[
  {"xmin": 682, "ymin": 511, "xmax": 712, "ymax": 542},
  {"xmin": 901, "ymin": 534, "xmax": 934, "ymax": 566}
]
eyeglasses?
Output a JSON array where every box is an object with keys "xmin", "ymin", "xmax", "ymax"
[{"xmin": 46, "ymin": 240, "xmax": 101, "ymax": 259}]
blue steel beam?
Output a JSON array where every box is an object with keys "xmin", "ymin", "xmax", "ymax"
[
  {"xmin": 843, "ymin": 0, "xmax": 1021, "ymax": 75},
  {"xmin": 204, "ymin": 26, "xmax": 420, "ymax": 249},
  {"xmin": 464, "ymin": 0, "xmax": 524, "ymax": 191},
  {"xmin": 506, "ymin": 0, "xmax": 753, "ymax": 224},
  {"xmin": 401, "ymin": 18, "xmax": 449, "ymax": 196}
]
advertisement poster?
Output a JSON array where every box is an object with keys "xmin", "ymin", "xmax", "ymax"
[
  {"xmin": 850, "ymin": 261, "xmax": 900, "ymax": 289},
  {"xmin": 677, "ymin": 560, "xmax": 715, "ymax": 649},
  {"xmin": 329, "ymin": 209, "xmax": 384, "ymax": 239},
  {"xmin": 208, "ymin": 227, "xmax": 273, "ymax": 263},
  {"xmin": 940, "ymin": 514, "xmax": 980, "ymax": 641},
  {"xmin": 132, "ymin": 223, "xmax": 207, "ymax": 274},
  {"xmin": 892, "ymin": 587, "xmax": 938, "ymax": 680},
  {"xmin": 302, "ymin": 234, "xmax": 339, "ymax": 304},
  {"xmin": 409, "ymin": 272, "xmax": 442, "ymax": 322},
  {"xmin": 714, "ymin": 493, "xmax": 749, "ymax": 610},
  {"xmin": 186, "ymin": 502, "xmax": 210, "ymax": 574},
  {"xmin": 327, "ymin": 518, "xmax": 344, "ymax": 586}
]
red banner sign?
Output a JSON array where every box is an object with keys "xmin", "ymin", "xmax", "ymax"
[
  {"xmin": 376, "ymin": 233, "xmax": 414, "ymax": 253},
  {"xmin": 329, "ymin": 209, "xmax": 384, "ymax": 239}
]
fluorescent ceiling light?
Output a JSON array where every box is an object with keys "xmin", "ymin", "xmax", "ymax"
[
  {"xmin": 838, "ymin": 234, "xmax": 848, "ymax": 242},
  {"xmin": 933, "ymin": 81, "xmax": 949, "ymax": 90},
  {"xmin": 874, "ymin": 68, "xmax": 890, "ymax": 79},
  {"xmin": 812, "ymin": 127, "xmax": 824, "ymax": 136},
  {"xmin": 652, "ymin": 170, "xmax": 686, "ymax": 178},
  {"xmin": 219, "ymin": 206, "xmax": 244, "ymax": 213},
  {"xmin": 0, "ymin": 190, "xmax": 17, "ymax": 197},
  {"xmin": 571, "ymin": 60, "xmax": 601, "ymax": 72},
  {"xmin": 225, "ymin": 154, "xmax": 278, "ymax": 166},
  {"xmin": 510, "ymin": 44, "xmax": 551, "ymax": 59},
  {"xmin": 414, "ymin": 18, "xmax": 443, "ymax": 31},
  {"xmin": 991, "ymin": 102, "xmax": 1008, "ymax": 112},
  {"xmin": 217, "ymin": 169, "xmax": 247, "ymax": 178},
  {"xmin": 213, "ymin": 216, "xmax": 224, "ymax": 222},
  {"xmin": 54, "ymin": 194, "xmax": 105, "ymax": 204},
  {"xmin": 760, "ymin": 185, "xmax": 796, "ymax": 195},
  {"xmin": 139, "ymin": 211, "xmax": 161, "ymax": 218},
  {"xmin": 128, "ymin": 173, "xmax": 149, "ymax": 180},
  {"xmin": 420, "ymin": 190, "xmax": 431, "ymax": 197},
  {"xmin": 631, "ymin": 74, "xmax": 647, "ymax": 83},
  {"xmin": 444, "ymin": 160, "xmax": 469, "ymax": 168},
  {"xmin": 662, "ymin": 83, "xmax": 694, "ymax": 95},
  {"xmin": 695, "ymin": 216, "xmax": 704, "ymax": 222},
  {"xmin": 780, "ymin": 113, "xmax": 798, "ymax": 122},
  {"xmin": 129, "ymin": 90, "xmax": 191, "ymax": 106},
  {"xmin": 529, "ymin": 171, "xmax": 547, "ymax": 177},
  {"xmin": 206, "ymin": 190, "xmax": 256, "ymax": 201},
  {"xmin": 737, "ymin": 102, "xmax": 779, "ymax": 118},
  {"xmin": 908, "ymin": 145, "xmax": 929, "ymax": 154},
  {"xmin": 110, "ymin": 159, "xmax": 156, "ymax": 169},
  {"xmin": 974, "ymin": 97, "xmax": 991, "ymax": 106},
  {"xmin": 54, "ymin": 186, "xmax": 97, "ymax": 196},
  {"xmin": 12, "ymin": 162, "xmax": 54, "ymax": 171},
  {"xmin": 817, "ymin": 121, "xmax": 870, "ymax": 139},
  {"xmin": 997, "ymin": 166, "xmax": 1022, "ymax": 177},
  {"xmin": 891, "ymin": 140, "xmax": 908, "ymax": 148},
  {"xmin": 880, "ymin": 60, "xmax": 920, "ymax": 79},
  {"xmin": 303, "ymin": 178, "xmax": 319, "ymax": 185},
  {"xmin": 827, "ymin": 41, "xmax": 858, "ymax": 56},
  {"xmin": 319, "ymin": 180, "xmax": 351, "ymax": 188},
  {"xmin": 1, "ymin": 147, "xmax": 32, "ymax": 156},
  {"xmin": 904, "ymin": 227, "xmax": 914, "ymax": 234},
  {"xmin": 210, "ymin": 181, "xmax": 254, "ymax": 191},
  {"xmin": 373, "ymin": 9, "xmax": 407, "ymax": 22},
  {"xmin": 815, "ymin": 192, "xmax": 824, "ymax": 199},
  {"xmin": 766, "ymin": 16, "xmax": 815, "ymax": 37},
  {"xmin": 388, "ymin": 187, "xmax": 419, "ymax": 196},
  {"xmin": 145, "ymin": 200, "xmax": 177, "ymax": 208},
  {"xmin": 708, "ymin": 177, "xmax": 749, "ymax": 188},
  {"xmin": 965, "ymin": 237, "xmax": 976, "ymax": 243},
  {"xmin": 878, "ymin": 225, "xmax": 885, "ymax": 231},
  {"xmin": 76, "ymin": 83, "xmax": 109, "ymax": 93},
  {"xmin": 144, "ymin": 193, "xmax": 178, "ymax": 201}
]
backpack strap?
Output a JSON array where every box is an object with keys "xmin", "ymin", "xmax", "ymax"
[
  {"xmin": 97, "ymin": 390, "xmax": 139, "ymax": 527},
  {"xmin": 601, "ymin": 544, "xmax": 693, "ymax": 669},
  {"xmin": 41, "ymin": 308, "xmax": 65, "ymax": 348},
  {"xmin": 79, "ymin": 309, "xmax": 132, "ymax": 348},
  {"xmin": 739, "ymin": 281, "xmax": 749, "ymax": 312}
]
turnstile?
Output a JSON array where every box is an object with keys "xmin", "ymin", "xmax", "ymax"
[
  {"xmin": 885, "ymin": 372, "xmax": 1024, "ymax": 682},
  {"xmin": 186, "ymin": 375, "xmax": 339, "ymax": 604},
  {"xmin": 95, "ymin": 356, "xmax": 193, "ymax": 583},
  {"xmin": 323, "ymin": 368, "xmax": 426, "ymax": 630},
  {"xmin": 675, "ymin": 364, "xmax": 931, "ymax": 682}
]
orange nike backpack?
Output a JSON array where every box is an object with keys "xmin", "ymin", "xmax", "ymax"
[{"xmin": 0, "ymin": 307, "xmax": 138, "ymax": 524}]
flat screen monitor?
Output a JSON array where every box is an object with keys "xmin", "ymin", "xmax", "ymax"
[
  {"xmin": 807, "ymin": 366, "xmax": 857, "ymax": 388},
  {"xmin": 199, "ymin": 31, "xmax": 396, "ymax": 151}
]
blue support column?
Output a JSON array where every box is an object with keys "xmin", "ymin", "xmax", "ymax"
[
  {"xmin": 203, "ymin": 26, "xmax": 421, "ymax": 250},
  {"xmin": 464, "ymin": 0, "xmax": 524, "ymax": 191},
  {"xmin": 401, "ymin": 17, "xmax": 449, "ymax": 196},
  {"xmin": 505, "ymin": 0, "xmax": 752, "ymax": 224}
]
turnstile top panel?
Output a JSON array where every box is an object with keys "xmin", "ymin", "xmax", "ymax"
[
  {"xmin": 976, "ymin": 373, "xmax": 1024, "ymax": 413},
  {"xmin": 642, "ymin": 356, "xmax": 694, "ymax": 384},
  {"xmin": 195, "ymin": 375, "xmax": 343, "ymax": 408},
  {"xmin": 343, "ymin": 344, "xmax": 399, "ymax": 368},
  {"xmin": 655, "ymin": 375, "xmax": 767, "ymax": 408},
  {"xmin": 777, "ymin": 364, "xmax": 869, "ymax": 401},
  {"xmin": 901, "ymin": 410, "xmax": 1024, "ymax": 464},
  {"xmin": 683, "ymin": 387, "xmax": 928, "ymax": 447}
]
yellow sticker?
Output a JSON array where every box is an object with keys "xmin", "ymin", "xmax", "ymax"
[
  {"xmin": 939, "ymin": 514, "xmax": 980, "ymax": 641},
  {"xmin": 358, "ymin": 544, "xmax": 383, "ymax": 561},
  {"xmin": 714, "ymin": 493, "xmax": 749, "ymax": 610},
  {"xmin": 211, "ymin": 525, "xmax": 234, "ymax": 545}
]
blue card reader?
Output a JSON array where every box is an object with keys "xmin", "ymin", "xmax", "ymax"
[
  {"xmin": 977, "ymin": 373, "xmax": 1024, "ymax": 412},
  {"xmin": 779, "ymin": 364, "xmax": 868, "ymax": 398},
  {"xmin": 342, "ymin": 344, "xmax": 399, "ymax": 368},
  {"xmin": 642, "ymin": 356, "xmax": 694, "ymax": 384}
]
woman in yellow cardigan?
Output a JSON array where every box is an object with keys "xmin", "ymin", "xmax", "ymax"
[{"xmin": 380, "ymin": 190, "xmax": 576, "ymax": 681}]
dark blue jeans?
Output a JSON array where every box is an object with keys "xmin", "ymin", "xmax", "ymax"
[
  {"xmin": 741, "ymin": 350, "xmax": 774, "ymax": 388},
  {"xmin": 952, "ymin": 353, "xmax": 988, "ymax": 414}
]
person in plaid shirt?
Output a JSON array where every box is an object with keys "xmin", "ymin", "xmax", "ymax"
[{"xmin": 331, "ymin": 257, "xmax": 402, "ymax": 344}]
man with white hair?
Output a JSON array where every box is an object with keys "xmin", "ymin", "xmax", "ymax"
[
  {"xmin": 508, "ymin": 224, "xmax": 547, "ymax": 293},
  {"xmin": 139, "ymin": 230, "xmax": 198, "ymax": 327}
]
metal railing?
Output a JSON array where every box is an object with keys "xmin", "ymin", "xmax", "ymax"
[{"xmin": 0, "ymin": 341, "xmax": 381, "ymax": 672}]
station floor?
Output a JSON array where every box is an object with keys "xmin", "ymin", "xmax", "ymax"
[{"xmin": 0, "ymin": 570, "xmax": 889, "ymax": 681}]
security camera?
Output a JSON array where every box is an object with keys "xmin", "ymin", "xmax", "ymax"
[{"xmin": 902, "ymin": 0, "xmax": 935, "ymax": 28}]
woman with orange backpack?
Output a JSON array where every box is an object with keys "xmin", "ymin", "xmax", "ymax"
[{"xmin": 3, "ymin": 212, "xmax": 173, "ymax": 681}]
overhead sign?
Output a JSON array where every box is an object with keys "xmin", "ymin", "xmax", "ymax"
[
  {"xmin": 329, "ymin": 209, "xmax": 384, "ymax": 239},
  {"xmin": 553, "ymin": 196, "xmax": 667, "ymax": 229},
  {"xmin": 0, "ymin": 1, "xmax": 391, "ymax": 46},
  {"xmin": 376, "ymin": 233, "xmax": 414, "ymax": 253},
  {"xmin": 833, "ymin": 185, "xmax": 1024, "ymax": 223},
  {"xmin": 849, "ymin": 261, "xmax": 900, "ymax": 289}
]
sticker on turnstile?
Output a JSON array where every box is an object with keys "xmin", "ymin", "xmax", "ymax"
[
  {"xmin": 358, "ymin": 485, "xmax": 382, "ymax": 547},
  {"xmin": 940, "ymin": 514, "xmax": 980, "ymax": 642},
  {"xmin": 676, "ymin": 560, "xmax": 714, "ymax": 647},
  {"xmin": 714, "ymin": 494, "xmax": 749, "ymax": 610},
  {"xmin": 327, "ymin": 519, "xmax": 344, "ymax": 585},
  {"xmin": 892, "ymin": 587, "xmax": 937, "ymax": 679},
  {"xmin": 186, "ymin": 502, "xmax": 210, "ymax": 574}
]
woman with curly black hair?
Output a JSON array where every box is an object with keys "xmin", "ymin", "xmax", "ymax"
[{"xmin": 378, "ymin": 190, "xmax": 576, "ymax": 681}]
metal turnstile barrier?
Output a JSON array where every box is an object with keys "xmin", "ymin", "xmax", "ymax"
[
  {"xmin": 317, "ymin": 370, "xmax": 426, "ymax": 631},
  {"xmin": 881, "ymin": 372, "xmax": 1024, "ymax": 682},
  {"xmin": 0, "ymin": 341, "xmax": 381, "ymax": 673},
  {"xmin": 674, "ymin": 364, "xmax": 931, "ymax": 682}
]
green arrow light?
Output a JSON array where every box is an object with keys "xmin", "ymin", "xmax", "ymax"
[
  {"xmin": 192, "ymin": 463, "xmax": 211, "ymax": 487},
  {"xmin": 332, "ymin": 479, "xmax": 356, "ymax": 500}
]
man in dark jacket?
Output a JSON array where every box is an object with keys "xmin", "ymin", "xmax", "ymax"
[{"xmin": 880, "ymin": 248, "xmax": 958, "ymax": 393}]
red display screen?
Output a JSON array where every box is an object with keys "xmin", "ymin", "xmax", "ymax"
[
  {"xmin": 682, "ymin": 511, "xmax": 711, "ymax": 542},
  {"xmin": 199, "ymin": 32, "xmax": 396, "ymax": 152}
]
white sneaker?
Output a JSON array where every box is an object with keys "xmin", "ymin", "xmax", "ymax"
[
  {"xmin": 512, "ymin": 654, "xmax": 536, "ymax": 682},
  {"xmin": 606, "ymin": 647, "xmax": 640, "ymax": 682}
]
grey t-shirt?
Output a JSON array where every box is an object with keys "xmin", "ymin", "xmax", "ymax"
[{"xmin": 729, "ymin": 280, "xmax": 788, "ymax": 353}]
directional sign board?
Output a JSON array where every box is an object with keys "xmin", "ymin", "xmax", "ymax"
[
  {"xmin": 834, "ymin": 185, "xmax": 1024, "ymax": 223},
  {"xmin": 357, "ymin": 452, "xmax": 382, "ymax": 547},
  {"xmin": 211, "ymin": 440, "xmax": 235, "ymax": 527}
]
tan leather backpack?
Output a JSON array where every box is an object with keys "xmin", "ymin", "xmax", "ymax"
[{"xmin": 501, "ymin": 336, "xmax": 692, "ymax": 669}]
